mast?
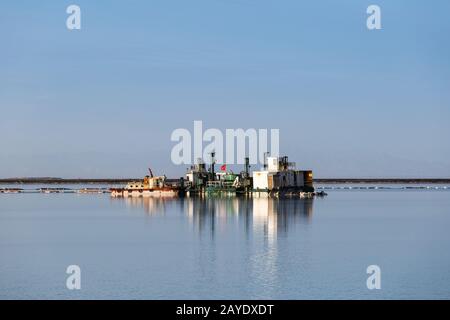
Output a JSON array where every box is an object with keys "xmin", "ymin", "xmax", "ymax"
[
  {"xmin": 244, "ymin": 157, "xmax": 250, "ymax": 177},
  {"xmin": 263, "ymin": 152, "xmax": 269, "ymax": 170},
  {"xmin": 209, "ymin": 151, "xmax": 216, "ymax": 180}
]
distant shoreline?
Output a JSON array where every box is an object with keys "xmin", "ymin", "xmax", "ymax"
[
  {"xmin": 0, "ymin": 178, "xmax": 136, "ymax": 184},
  {"xmin": 1, "ymin": 178, "xmax": 450, "ymax": 184}
]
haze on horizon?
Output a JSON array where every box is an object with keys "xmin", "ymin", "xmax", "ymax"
[{"xmin": 1, "ymin": 0, "xmax": 449, "ymax": 179}]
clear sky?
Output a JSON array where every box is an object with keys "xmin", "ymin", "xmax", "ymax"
[{"xmin": 1, "ymin": 0, "xmax": 449, "ymax": 178}]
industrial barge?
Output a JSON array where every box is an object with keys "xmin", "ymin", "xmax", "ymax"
[
  {"xmin": 110, "ymin": 169, "xmax": 185, "ymax": 197},
  {"xmin": 111, "ymin": 154, "xmax": 326, "ymax": 198}
]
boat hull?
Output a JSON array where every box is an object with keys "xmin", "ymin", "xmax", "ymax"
[{"xmin": 110, "ymin": 188, "xmax": 179, "ymax": 198}]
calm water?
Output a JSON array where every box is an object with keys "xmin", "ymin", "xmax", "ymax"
[{"xmin": 1, "ymin": 188, "xmax": 450, "ymax": 299}]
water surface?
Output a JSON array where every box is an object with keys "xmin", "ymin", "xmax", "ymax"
[{"xmin": 1, "ymin": 188, "xmax": 449, "ymax": 299}]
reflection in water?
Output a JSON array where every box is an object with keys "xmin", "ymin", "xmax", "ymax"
[
  {"xmin": 123, "ymin": 196, "xmax": 170, "ymax": 215},
  {"xmin": 187, "ymin": 197, "xmax": 314, "ymax": 243},
  {"xmin": 252, "ymin": 197, "xmax": 314, "ymax": 242},
  {"xmin": 119, "ymin": 196, "xmax": 314, "ymax": 238},
  {"xmin": 113, "ymin": 196, "xmax": 314, "ymax": 298},
  {"xmin": 249, "ymin": 197, "xmax": 314, "ymax": 297}
]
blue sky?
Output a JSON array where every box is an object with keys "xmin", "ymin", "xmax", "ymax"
[{"xmin": 0, "ymin": 0, "xmax": 449, "ymax": 178}]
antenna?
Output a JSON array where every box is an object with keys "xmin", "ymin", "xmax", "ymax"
[
  {"xmin": 263, "ymin": 152, "xmax": 269, "ymax": 170},
  {"xmin": 210, "ymin": 150, "xmax": 216, "ymax": 178},
  {"xmin": 245, "ymin": 157, "xmax": 250, "ymax": 176}
]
